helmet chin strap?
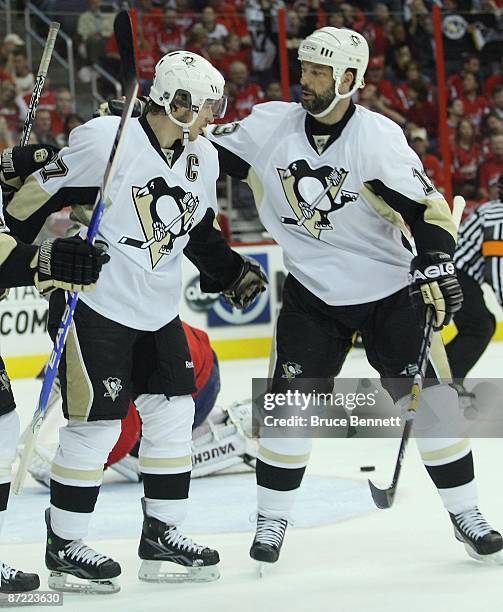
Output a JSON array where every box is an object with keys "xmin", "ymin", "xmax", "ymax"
[
  {"xmin": 165, "ymin": 107, "xmax": 199, "ymax": 146},
  {"xmin": 309, "ymin": 75, "xmax": 361, "ymax": 120}
]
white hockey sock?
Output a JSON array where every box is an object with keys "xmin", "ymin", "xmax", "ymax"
[
  {"xmin": 144, "ymin": 498, "xmax": 188, "ymax": 527},
  {"xmin": 437, "ymin": 480, "xmax": 478, "ymax": 514},
  {"xmin": 50, "ymin": 505, "xmax": 94, "ymax": 542},
  {"xmin": 257, "ymin": 485, "xmax": 298, "ymax": 522}
]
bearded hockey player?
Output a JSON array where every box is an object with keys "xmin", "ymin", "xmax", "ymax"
[
  {"xmin": 4, "ymin": 52, "xmax": 267, "ymax": 593},
  {"xmin": 205, "ymin": 28, "xmax": 503, "ymax": 569},
  {"xmin": 0, "ymin": 144, "xmax": 109, "ymax": 593}
]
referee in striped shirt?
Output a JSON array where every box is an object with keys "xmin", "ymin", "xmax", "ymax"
[{"xmin": 446, "ymin": 174, "xmax": 503, "ymax": 383}]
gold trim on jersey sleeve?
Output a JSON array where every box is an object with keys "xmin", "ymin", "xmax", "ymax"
[
  {"xmin": 360, "ymin": 185, "xmax": 411, "ymax": 239},
  {"xmin": 0, "ymin": 233, "xmax": 18, "ymax": 266},
  {"xmin": 245, "ymin": 167, "xmax": 265, "ymax": 211},
  {"xmin": 423, "ymin": 195, "xmax": 457, "ymax": 243},
  {"xmin": 5, "ymin": 175, "xmax": 50, "ymax": 221}
]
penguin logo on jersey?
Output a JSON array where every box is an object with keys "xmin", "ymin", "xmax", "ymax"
[
  {"xmin": 278, "ymin": 161, "xmax": 358, "ymax": 238},
  {"xmin": 103, "ymin": 377, "xmax": 122, "ymax": 401},
  {"xmin": 281, "ymin": 362, "xmax": 303, "ymax": 379},
  {"xmin": 0, "ymin": 369, "xmax": 11, "ymax": 391},
  {"xmin": 118, "ymin": 176, "xmax": 199, "ymax": 269}
]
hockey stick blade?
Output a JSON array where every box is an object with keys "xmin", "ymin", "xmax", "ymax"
[
  {"xmin": 368, "ymin": 480, "xmax": 396, "ymax": 509},
  {"xmin": 114, "ymin": 10, "xmax": 137, "ymax": 90}
]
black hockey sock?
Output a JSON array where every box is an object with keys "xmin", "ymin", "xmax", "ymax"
[
  {"xmin": 423, "ymin": 451, "xmax": 475, "ymax": 490},
  {"xmin": 142, "ymin": 471, "xmax": 190, "ymax": 500},
  {"xmin": 256, "ymin": 459, "xmax": 306, "ymax": 491},
  {"xmin": 50, "ymin": 480, "xmax": 101, "ymax": 514}
]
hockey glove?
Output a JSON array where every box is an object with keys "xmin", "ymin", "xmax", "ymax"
[
  {"xmin": 31, "ymin": 236, "xmax": 110, "ymax": 293},
  {"xmin": 409, "ymin": 251, "xmax": 463, "ymax": 330},
  {"xmin": 1, "ymin": 144, "xmax": 59, "ymax": 182},
  {"xmin": 96, "ymin": 97, "xmax": 145, "ymax": 118},
  {"xmin": 223, "ymin": 257, "xmax": 268, "ymax": 310}
]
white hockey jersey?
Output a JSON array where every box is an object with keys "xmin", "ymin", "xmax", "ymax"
[
  {"xmin": 208, "ymin": 102, "xmax": 455, "ymax": 305},
  {"xmin": 11, "ymin": 115, "xmax": 221, "ymax": 329}
]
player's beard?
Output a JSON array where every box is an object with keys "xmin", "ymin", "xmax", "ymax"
[{"xmin": 301, "ymin": 86, "xmax": 336, "ymax": 115}]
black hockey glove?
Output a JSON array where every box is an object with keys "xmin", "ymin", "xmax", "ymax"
[
  {"xmin": 1, "ymin": 144, "xmax": 59, "ymax": 182},
  {"xmin": 223, "ymin": 256, "xmax": 268, "ymax": 310},
  {"xmin": 95, "ymin": 97, "xmax": 145, "ymax": 118},
  {"xmin": 30, "ymin": 236, "xmax": 110, "ymax": 293},
  {"xmin": 408, "ymin": 251, "xmax": 463, "ymax": 330}
]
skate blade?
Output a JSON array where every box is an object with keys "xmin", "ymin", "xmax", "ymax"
[
  {"xmin": 48, "ymin": 571, "xmax": 120, "ymax": 594},
  {"xmin": 463, "ymin": 543, "xmax": 503, "ymax": 566},
  {"xmin": 138, "ymin": 560, "xmax": 220, "ymax": 583}
]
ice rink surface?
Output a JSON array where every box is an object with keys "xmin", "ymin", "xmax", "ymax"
[{"xmin": 3, "ymin": 343, "xmax": 503, "ymax": 612}]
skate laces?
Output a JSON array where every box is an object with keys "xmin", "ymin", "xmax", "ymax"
[
  {"xmin": 0, "ymin": 562, "xmax": 18, "ymax": 581},
  {"xmin": 455, "ymin": 508, "xmax": 494, "ymax": 540},
  {"xmin": 163, "ymin": 526, "xmax": 205, "ymax": 554},
  {"xmin": 255, "ymin": 515, "xmax": 288, "ymax": 549},
  {"xmin": 64, "ymin": 540, "xmax": 110, "ymax": 566}
]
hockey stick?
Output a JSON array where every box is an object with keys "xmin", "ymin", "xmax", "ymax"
[
  {"xmin": 13, "ymin": 10, "xmax": 138, "ymax": 495},
  {"xmin": 281, "ymin": 169, "xmax": 339, "ymax": 226},
  {"xmin": 452, "ymin": 195, "xmax": 466, "ymax": 229},
  {"xmin": 19, "ymin": 22, "xmax": 59, "ymax": 147},
  {"xmin": 368, "ymin": 306, "xmax": 436, "ymax": 509}
]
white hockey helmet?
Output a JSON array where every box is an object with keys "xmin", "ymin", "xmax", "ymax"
[
  {"xmin": 298, "ymin": 27, "xmax": 369, "ymax": 118},
  {"xmin": 149, "ymin": 51, "xmax": 227, "ymax": 135}
]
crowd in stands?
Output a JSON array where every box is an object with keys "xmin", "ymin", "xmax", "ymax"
[{"xmin": 0, "ymin": 0, "xmax": 502, "ymax": 220}]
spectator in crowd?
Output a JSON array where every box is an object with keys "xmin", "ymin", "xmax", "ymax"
[
  {"xmin": 339, "ymin": 3, "xmax": 365, "ymax": 32},
  {"xmin": 485, "ymin": 57, "xmax": 503, "ymax": 99},
  {"xmin": 0, "ymin": 33, "xmax": 24, "ymax": 76},
  {"xmin": 447, "ymin": 98, "xmax": 466, "ymax": 145},
  {"xmin": 76, "ymin": 0, "xmax": 116, "ymax": 82},
  {"xmin": 451, "ymin": 118, "xmax": 483, "ymax": 199},
  {"xmin": 246, "ymin": 0, "xmax": 278, "ymax": 84},
  {"xmin": 481, "ymin": 113, "xmax": 503, "ymax": 158},
  {"xmin": 51, "ymin": 88, "xmax": 75, "ymax": 141},
  {"xmin": 265, "ymin": 80, "xmax": 283, "ymax": 101},
  {"xmin": 169, "ymin": 0, "xmax": 198, "ymax": 31},
  {"xmin": 0, "ymin": 116, "xmax": 14, "ymax": 150},
  {"xmin": 459, "ymin": 72, "xmax": 491, "ymax": 129},
  {"xmin": 406, "ymin": 78, "xmax": 437, "ymax": 139},
  {"xmin": 32, "ymin": 109, "xmax": 59, "ymax": 148},
  {"xmin": 209, "ymin": 0, "xmax": 250, "ymax": 43},
  {"xmin": 491, "ymin": 84, "xmax": 503, "ymax": 120},
  {"xmin": 136, "ymin": 0, "xmax": 163, "ymax": 50},
  {"xmin": 409, "ymin": 127, "xmax": 445, "ymax": 193},
  {"xmin": 185, "ymin": 24, "xmax": 211, "ymax": 59},
  {"xmin": 326, "ymin": 10, "xmax": 346, "ymax": 29},
  {"xmin": 479, "ymin": 134, "xmax": 503, "ymax": 200},
  {"xmin": 221, "ymin": 33, "xmax": 252, "ymax": 78},
  {"xmin": 11, "ymin": 50, "xmax": 34, "ymax": 97},
  {"xmin": 396, "ymin": 60, "xmax": 429, "ymax": 110},
  {"xmin": 358, "ymin": 82, "xmax": 406, "ymax": 125},
  {"xmin": 362, "ymin": 56, "xmax": 403, "ymax": 113},
  {"xmin": 365, "ymin": 3, "xmax": 392, "ymax": 56},
  {"xmin": 386, "ymin": 22, "xmax": 414, "ymax": 80},
  {"xmin": 447, "ymin": 54, "xmax": 480, "ymax": 100},
  {"xmin": 200, "ymin": 6, "xmax": 229, "ymax": 42},
  {"xmin": 228, "ymin": 60, "xmax": 264, "ymax": 120},
  {"xmin": 207, "ymin": 41, "xmax": 226, "ymax": 72},
  {"xmin": 156, "ymin": 7, "xmax": 187, "ymax": 55},
  {"xmin": 405, "ymin": 0, "xmax": 435, "ymax": 76},
  {"xmin": 0, "ymin": 79, "xmax": 26, "ymax": 137}
]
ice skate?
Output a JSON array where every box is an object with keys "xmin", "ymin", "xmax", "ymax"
[
  {"xmin": 250, "ymin": 514, "xmax": 288, "ymax": 577},
  {"xmin": 138, "ymin": 498, "xmax": 220, "ymax": 583},
  {"xmin": 45, "ymin": 509, "xmax": 121, "ymax": 594},
  {"xmin": 450, "ymin": 507, "xmax": 503, "ymax": 565},
  {"xmin": 0, "ymin": 562, "xmax": 39, "ymax": 593}
]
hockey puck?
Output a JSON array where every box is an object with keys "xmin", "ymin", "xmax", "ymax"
[{"xmin": 360, "ymin": 466, "xmax": 375, "ymax": 472}]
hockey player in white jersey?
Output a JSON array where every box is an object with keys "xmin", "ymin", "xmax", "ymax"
[
  {"xmin": 206, "ymin": 28, "xmax": 503, "ymax": 568},
  {"xmin": 0, "ymin": 144, "xmax": 109, "ymax": 592},
  {"xmin": 4, "ymin": 51, "xmax": 267, "ymax": 593}
]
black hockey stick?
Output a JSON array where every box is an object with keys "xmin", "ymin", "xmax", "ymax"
[
  {"xmin": 20, "ymin": 22, "xmax": 59, "ymax": 146},
  {"xmin": 368, "ymin": 306, "xmax": 435, "ymax": 509},
  {"xmin": 14, "ymin": 10, "xmax": 138, "ymax": 494}
]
